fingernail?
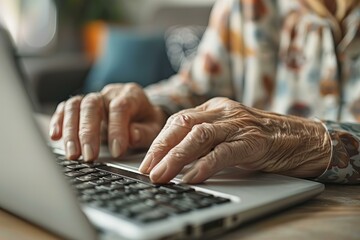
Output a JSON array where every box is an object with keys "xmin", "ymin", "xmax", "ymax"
[
  {"xmin": 66, "ymin": 141, "xmax": 76, "ymax": 159},
  {"xmin": 139, "ymin": 151, "xmax": 153, "ymax": 173},
  {"xmin": 182, "ymin": 168, "xmax": 198, "ymax": 183},
  {"xmin": 83, "ymin": 144, "xmax": 94, "ymax": 161},
  {"xmin": 133, "ymin": 128, "xmax": 140, "ymax": 144},
  {"xmin": 49, "ymin": 125, "xmax": 58, "ymax": 137},
  {"xmin": 139, "ymin": 159, "xmax": 150, "ymax": 173},
  {"xmin": 111, "ymin": 139, "xmax": 121, "ymax": 158},
  {"xmin": 150, "ymin": 161, "xmax": 167, "ymax": 182}
]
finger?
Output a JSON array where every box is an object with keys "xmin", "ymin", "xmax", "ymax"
[
  {"xmin": 129, "ymin": 122, "xmax": 162, "ymax": 149},
  {"xmin": 49, "ymin": 101, "xmax": 65, "ymax": 140},
  {"xmin": 79, "ymin": 93, "xmax": 104, "ymax": 161},
  {"xmin": 149, "ymin": 123, "xmax": 228, "ymax": 183},
  {"xmin": 107, "ymin": 91, "xmax": 138, "ymax": 158},
  {"xmin": 139, "ymin": 110, "xmax": 218, "ymax": 175},
  {"xmin": 182, "ymin": 141, "xmax": 239, "ymax": 184},
  {"xmin": 62, "ymin": 96, "xmax": 83, "ymax": 160}
]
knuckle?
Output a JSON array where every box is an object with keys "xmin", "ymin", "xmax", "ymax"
[
  {"xmin": 126, "ymin": 82, "xmax": 140, "ymax": 91},
  {"xmin": 101, "ymin": 85, "xmax": 112, "ymax": 95},
  {"xmin": 101, "ymin": 83, "xmax": 122, "ymax": 95},
  {"xmin": 190, "ymin": 123, "xmax": 215, "ymax": 144},
  {"xmin": 206, "ymin": 153, "xmax": 218, "ymax": 171},
  {"xmin": 210, "ymin": 97, "xmax": 239, "ymax": 111},
  {"xmin": 211, "ymin": 97, "xmax": 229, "ymax": 103},
  {"xmin": 167, "ymin": 113, "xmax": 193, "ymax": 129},
  {"xmin": 109, "ymin": 98, "xmax": 132, "ymax": 113},
  {"xmin": 214, "ymin": 143, "xmax": 239, "ymax": 167},
  {"xmin": 65, "ymin": 96, "xmax": 82, "ymax": 112},
  {"xmin": 78, "ymin": 129, "xmax": 93, "ymax": 141},
  {"xmin": 81, "ymin": 93, "xmax": 100, "ymax": 109},
  {"xmin": 198, "ymin": 158, "xmax": 216, "ymax": 174},
  {"xmin": 167, "ymin": 149, "xmax": 187, "ymax": 166},
  {"xmin": 150, "ymin": 139, "xmax": 170, "ymax": 154},
  {"xmin": 103, "ymin": 83, "xmax": 118, "ymax": 90},
  {"xmin": 62, "ymin": 126, "xmax": 78, "ymax": 139},
  {"xmin": 217, "ymin": 143, "xmax": 234, "ymax": 158}
]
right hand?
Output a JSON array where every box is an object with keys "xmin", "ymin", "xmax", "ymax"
[{"xmin": 49, "ymin": 83, "xmax": 167, "ymax": 161}]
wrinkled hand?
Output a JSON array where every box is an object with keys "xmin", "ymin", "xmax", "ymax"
[
  {"xmin": 49, "ymin": 83, "xmax": 166, "ymax": 161},
  {"xmin": 139, "ymin": 97, "xmax": 331, "ymax": 184}
]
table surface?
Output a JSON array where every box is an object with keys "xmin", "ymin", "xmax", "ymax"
[{"xmin": 1, "ymin": 115, "xmax": 359, "ymax": 240}]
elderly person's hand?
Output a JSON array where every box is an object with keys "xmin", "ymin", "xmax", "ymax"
[
  {"xmin": 49, "ymin": 83, "xmax": 167, "ymax": 161},
  {"xmin": 139, "ymin": 97, "xmax": 331, "ymax": 184}
]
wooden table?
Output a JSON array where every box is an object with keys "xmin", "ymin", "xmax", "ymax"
[
  {"xmin": 1, "ymin": 184, "xmax": 359, "ymax": 240},
  {"xmin": 1, "ymin": 115, "xmax": 359, "ymax": 240}
]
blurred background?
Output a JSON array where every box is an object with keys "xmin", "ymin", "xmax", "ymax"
[{"xmin": 0, "ymin": 0, "xmax": 215, "ymax": 113}]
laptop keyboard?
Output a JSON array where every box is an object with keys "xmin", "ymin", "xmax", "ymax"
[{"xmin": 56, "ymin": 157, "xmax": 231, "ymax": 223}]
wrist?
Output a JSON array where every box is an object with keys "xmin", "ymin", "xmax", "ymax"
[{"xmin": 264, "ymin": 115, "xmax": 332, "ymax": 178}]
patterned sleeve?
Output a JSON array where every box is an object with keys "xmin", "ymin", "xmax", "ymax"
[
  {"xmin": 316, "ymin": 121, "xmax": 360, "ymax": 184},
  {"xmin": 144, "ymin": 0, "xmax": 235, "ymax": 115}
]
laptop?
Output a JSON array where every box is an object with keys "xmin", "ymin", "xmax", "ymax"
[{"xmin": 0, "ymin": 28, "xmax": 324, "ymax": 240}]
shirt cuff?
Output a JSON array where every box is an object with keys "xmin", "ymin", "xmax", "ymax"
[{"xmin": 315, "ymin": 120, "xmax": 357, "ymax": 183}]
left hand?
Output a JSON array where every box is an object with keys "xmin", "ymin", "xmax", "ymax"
[{"xmin": 139, "ymin": 97, "xmax": 331, "ymax": 184}]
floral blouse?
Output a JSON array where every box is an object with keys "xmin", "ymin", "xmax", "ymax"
[{"xmin": 145, "ymin": 0, "xmax": 360, "ymax": 184}]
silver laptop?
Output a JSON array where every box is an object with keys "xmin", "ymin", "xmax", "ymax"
[{"xmin": 0, "ymin": 28, "xmax": 324, "ymax": 240}]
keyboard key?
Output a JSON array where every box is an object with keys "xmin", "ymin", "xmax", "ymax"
[
  {"xmin": 129, "ymin": 183, "xmax": 152, "ymax": 190},
  {"xmin": 139, "ymin": 188, "xmax": 165, "ymax": 196},
  {"xmin": 75, "ymin": 182, "xmax": 95, "ymax": 190},
  {"xmin": 77, "ymin": 175, "xmax": 99, "ymax": 182},
  {"xmin": 67, "ymin": 164, "xmax": 89, "ymax": 170},
  {"xmin": 172, "ymin": 199, "xmax": 199, "ymax": 210},
  {"xmin": 109, "ymin": 190, "xmax": 126, "ymax": 199},
  {"xmin": 109, "ymin": 183, "xmax": 126, "ymax": 190},
  {"xmin": 170, "ymin": 204, "xmax": 192, "ymax": 214},
  {"xmin": 113, "ymin": 198, "xmax": 132, "ymax": 207},
  {"xmin": 115, "ymin": 178, "xmax": 136, "ymax": 185},
  {"xmin": 96, "ymin": 183, "xmax": 122, "ymax": 191},
  {"xmin": 102, "ymin": 174, "xmax": 123, "ymax": 181},
  {"xmin": 69, "ymin": 178, "xmax": 82, "ymax": 185},
  {"xmin": 82, "ymin": 188, "xmax": 107, "ymax": 195},
  {"xmin": 127, "ymin": 203, "xmax": 152, "ymax": 216},
  {"xmin": 80, "ymin": 168, "xmax": 98, "ymax": 174},
  {"xmin": 136, "ymin": 210, "xmax": 168, "ymax": 223},
  {"xmin": 58, "ymin": 160, "xmax": 77, "ymax": 166},
  {"xmin": 154, "ymin": 194, "xmax": 172, "ymax": 203},
  {"xmin": 156, "ymin": 204, "xmax": 180, "ymax": 215},
  {"xmin": 78, "ymin": 195, "xmax": 93, "ymax": 203},
  {"xmin": 91, "ymin": 171, "xmax": 110, "ymax": 177},
  {"xmin": 82, "ymin": 162, "xmax": 104, "ymax": 168},
  {"xmin": 183, "ymin": 191, "xmax": 213, "ymax": 200},
  {"xmin": 89, "ymin": 179, "xmax": 111, "ymax": 186},
  {"xmin": 62, "ymin": 168, "xmax": 73, "ymax": 173},
  {"xmin": 65, "ymin": 171, "xmax": 87, "ymax": 178},
  {"xmin": 92, "ymin": 193, "xmax": 117, "ymax": 201},
  {"xmin": 143, "ymin": 199, "xmax": 158, "ymax": 207},
  {"xmin": 159, "ymin": 184, "xmax": 194, "ymax": 194}
]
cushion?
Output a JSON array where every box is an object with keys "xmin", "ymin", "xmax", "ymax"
[{"xmin": 83, "ymin": 27, "xmax": 175, "ymax": 93}]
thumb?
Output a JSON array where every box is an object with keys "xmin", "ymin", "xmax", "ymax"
[{"xmin": 129, "ymin": 122, "xmax": 161, "ymax": 149}]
